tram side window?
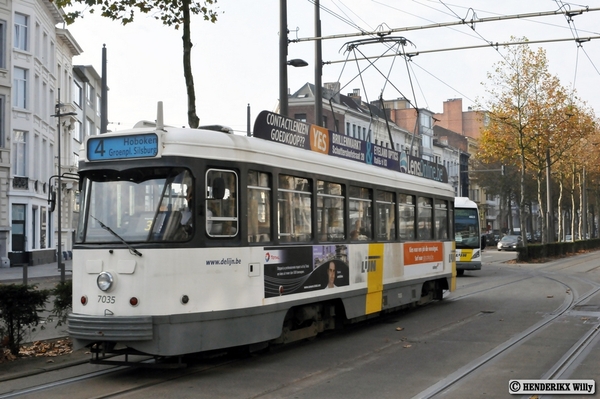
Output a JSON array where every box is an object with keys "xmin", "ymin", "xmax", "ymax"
[
  {"xmin": 349, "ymin": 186, "xmax": 372, "ymax": 241},
  {"xmin": 377, "ymin": 191, "xmax": 396, "ymax": 240},
  {"xmin": 417, "ymin": 196, "xmax": 433, "ymax": 240},
  {"xmin": 248, "ymin": 170, "xmax": 271, "ymax": 243},
  {"xmin": 435, "ymin": 199, "xmax": 448, "ymax": 240},
  {"xmin": 317, "ymin": 181, "xmax": 345, "ymax": 242},
  {"xmin": 399, "ymin": 194, "xmax": 415, "ymax": 241},
  {"xmin": 206, "ymin": 169, "xmax": 238, "ymax": 237},
  {"xmin": 278, "ymin": 175, "xmax": 311, "ymax": 242}
]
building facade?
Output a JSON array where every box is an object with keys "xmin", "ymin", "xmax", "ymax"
[
  {"xmin": 3, "ymin": 0, "xmax": 84, "ymax": 266},
  {"xmin": 0, "ymin": 0, "xmax": 13, "ymax": 267},
  {"xmin": 288, "ymin": 83, "xmax": 426, "ymax": 159}
]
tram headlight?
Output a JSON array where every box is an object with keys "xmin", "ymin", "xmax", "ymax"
[{"xmin": 97, "ymin": 271, "xmax": 114, "ymax": 292}]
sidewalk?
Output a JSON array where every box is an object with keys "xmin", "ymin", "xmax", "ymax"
[{"xmin": 0, "ymin": 260, "xmax": 72, "ymax": 285}]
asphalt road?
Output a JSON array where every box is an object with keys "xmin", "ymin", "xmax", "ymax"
[{"xmin": 3, "ymin": 249, "xmax": 599, "ymax": 398}]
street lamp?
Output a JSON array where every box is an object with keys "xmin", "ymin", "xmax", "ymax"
[
  {"xmin": 51, "ymin": 89, "xmax": 76, "ymax": 283},
  {"xmin": 279, "ymin": 57, "xmax": 309, "ymax": 118},
  {"xmin": 288, "ymin": 59, "xmax": 308, "ymax": 67}
]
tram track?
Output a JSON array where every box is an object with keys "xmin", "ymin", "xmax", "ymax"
[
  {"xmin": 412, "ymin": 273, "xmax": 600, "ymax": 399},
  {"xmin": 0, "ymin": 353, "xmax": 239, "ymax": 399}
]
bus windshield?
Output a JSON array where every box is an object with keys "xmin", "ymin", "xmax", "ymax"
[
  {"xmin": 76, "ymin": 167, "xmax": 193, "ymax": 244},
  {"xmin": 454, "ymin": 208, "xmax": 480, "ymax": 249}
]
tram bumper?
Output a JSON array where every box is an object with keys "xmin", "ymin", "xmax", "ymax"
[
  {"xmin": 456, "ymin": 261, "xmax": 481, "ymax": 271},
  {"xmin": 68, "ymin": 313, "xmax": 153, "ymax": 350}
]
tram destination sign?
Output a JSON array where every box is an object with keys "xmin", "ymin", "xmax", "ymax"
[
  {"xmin": 87, "ymin": 133, "xmax": 159, "ymax": 161},
  {"xmin": 253, "ymin": 111, "xmax": 447, "ymax": 183}
]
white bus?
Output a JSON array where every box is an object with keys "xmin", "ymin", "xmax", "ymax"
[{"xmin": 454, "ymin": 197, "xmax": 485, "ymax": 276}]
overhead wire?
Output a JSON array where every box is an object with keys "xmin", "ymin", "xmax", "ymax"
[
  {"xmin": 307, "ymin": 0, "xmax": 423, "ymax": 109},
  {"xmin": 316, "ymin": 0, "xmax": 433, "ymax": 109},
  {"xmin": 553, "ymin": 0, "xmax": 600, "ymax": 105},
  {"xmin": 304, "ymin": 1, "xmax": 600, "ymax": 113}
]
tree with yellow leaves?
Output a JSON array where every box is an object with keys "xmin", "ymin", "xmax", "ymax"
[{"xmin": 478, "ymin": 38, "xmax": 593, "ymax": 244}]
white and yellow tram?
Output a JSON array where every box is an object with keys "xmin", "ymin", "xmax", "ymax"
[
  {"xmin": 454, "ymin": 197, "xmax": 484, "ymax": 276},
  {"xmin": 68, "ymin": 105, "xmax": 457, "ymax": 358}
]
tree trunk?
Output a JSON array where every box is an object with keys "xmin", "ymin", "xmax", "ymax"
[
  {"xmin": 537, "ymin": 173, "xmax": 546, "ymax": 243},
  {"xmin": 571, "ymin": 165, "xmax": 576, "ymax": 240},
  {"xmin": 182, "ymin": 0, "xmax": 200, "ymax": 128},
  {"xmin": 558, "ymin": 178, "xmax": 563, "ymax": 240},
  {"xmin": 520, "ymin": 149, "xmax": 528, "ymax": 248}
]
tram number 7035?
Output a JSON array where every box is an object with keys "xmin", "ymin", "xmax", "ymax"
[{"xmin": 98, "ymin": 295, "xmax": 116, "ymax": 304}]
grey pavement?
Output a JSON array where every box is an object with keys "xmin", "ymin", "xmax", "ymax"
[{"xmin": 0, "ymin": 260, "xmax": 72, "ymax": 285}]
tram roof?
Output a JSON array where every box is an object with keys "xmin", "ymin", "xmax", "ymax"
[{"xmin": 82, "ymin": 119, "xmax": 454, "ymax": 198}]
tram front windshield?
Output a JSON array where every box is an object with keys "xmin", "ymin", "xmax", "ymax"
[
  {"xmin": 454, "ymin": 208, "xmax": 480, "ymax": 249},
  {"xmin": 76, "ymin": 167, "xmax": 193, "ymax": 244}
]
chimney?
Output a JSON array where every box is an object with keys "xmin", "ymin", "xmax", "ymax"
[{"xmin": 348, "ymin": 88, "xmax": 361, "ymax": 103}]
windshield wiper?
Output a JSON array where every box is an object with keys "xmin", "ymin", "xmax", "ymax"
[{"xmin": 91, "ymin": 215, "xmax": 142, "ymax": 257}]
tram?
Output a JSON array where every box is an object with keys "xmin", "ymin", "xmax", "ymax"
[
  {"xmin": 68, "ymin": 104, "xmax": 457, "ymax": 358},
  {"xmin": 454, "ymin": 197, "xmax": 484, "ymax": 276}
]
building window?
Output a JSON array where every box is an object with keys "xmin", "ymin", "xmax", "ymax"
[
  {"xmin": 86, "ymin": 118, "xmax": 93, "ymax": 136},
  {"xmin": 42, "ymin": 31, "xmax": 48, "ymax": 65},
  {"xmin": 73, "ymin": 81, "xmax": 82, "ymax": 108},
  {"xmin": 14, "ymin": 13, "xmax": 28, "ymax": 51},
  {"xmin": 49, "ymin": 41, "xmax": 55, "ymax": 72},
  {"xmin": 0, "ymin": 96, "xmax": 5, "ymax": 148},
  {"xmin": 86, "ymin": 82, "xmax": 93, "ymax": 107},
  {"xmin": 294, "ymin": 113, "xmax": 306, "ymax": 122},
  {"xmin": 96, "ymin": 94, "xmax": 101, "ymax": 116},
  {"xmin": 42, "ymin": 138, "xmax": 48, "ymax": 182},
  {"xmin": 74, "ymin": 120, "xmax": 82, "ymax": 142},
  {"xmin": 13, "ymin": 67, "xmax": 27, "ymax": 109},
  {"xmin": 12, "ymin": 130, "xmax": 27, "ymax": 176},
  {"xmin": 41, "ymin": 207, "xmax": 47, "ymax": 249},
  {"xmin": 419, "ymin": 112, "xmax": 432, "ymax": 129},
  {"xmin": 0, "ymin": 20, "xmax": 6, "ymax": 68}
]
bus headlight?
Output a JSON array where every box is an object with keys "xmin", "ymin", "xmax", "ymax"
[{"xmin": 97, "ymin": 271, "xmax": 114, "ymax": 292}]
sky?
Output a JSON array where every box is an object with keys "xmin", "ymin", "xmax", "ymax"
[{"xmin": 65, "ymin": 0, "xmax": 600, "ymax": 134}]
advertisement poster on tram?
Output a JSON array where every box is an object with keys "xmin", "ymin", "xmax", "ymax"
[
  {"xmin": 403, "ymin": 242, "xmax": 444, "ymax": 277},
  {"xmin": 263, "ymin": 245, "xmax": 349, "ymax": 298}
]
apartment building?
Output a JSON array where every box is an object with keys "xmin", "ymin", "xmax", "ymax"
[{"xmin": 2, "ymin": 0, "xmax": 85, "ymax": 266}]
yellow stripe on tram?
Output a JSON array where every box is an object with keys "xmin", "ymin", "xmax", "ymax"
[
  {"xmin": 365, "ymin": 243, "xmax": 384, "ymax": 314},
  {"xmin": 451, "ymin": 241, "xmax": 457, "ymax": 291}
]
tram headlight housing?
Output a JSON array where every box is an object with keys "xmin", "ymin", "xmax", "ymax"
[{"xmin": 97, "ymin": 271, "xmax": 114, "ymax": 292}]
